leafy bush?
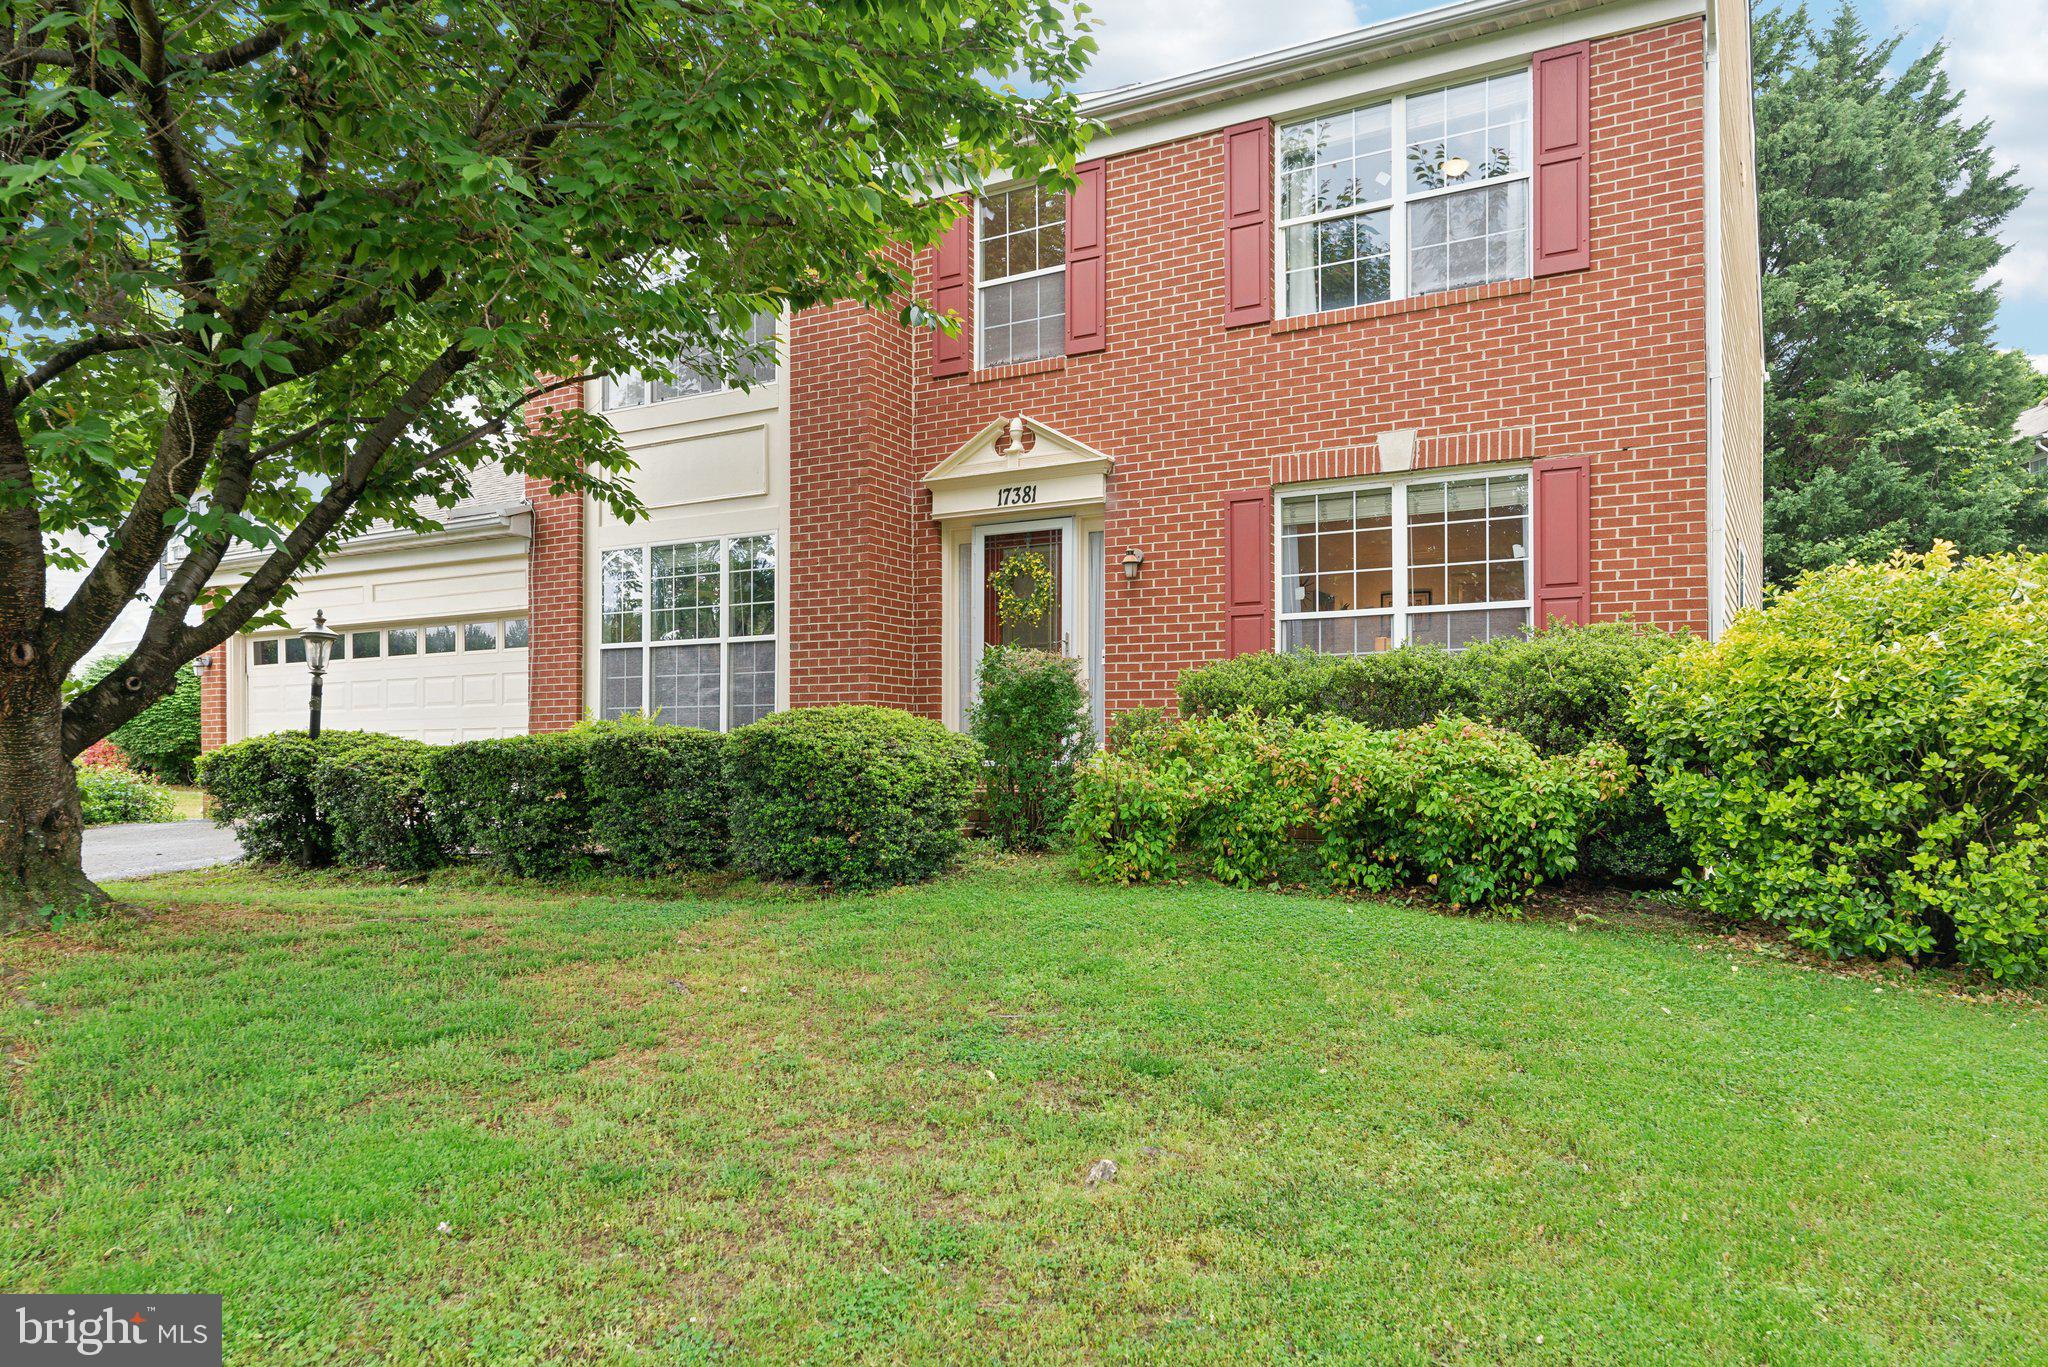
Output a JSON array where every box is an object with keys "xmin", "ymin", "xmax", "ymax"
[
  {"xmin": 969, "ymin": 647, "xmax": 1093, "ymax": 850},
  {"xmin": 73, "ymin": 657, "xmax": 203, "ymax": 783},
  {"xmin": 75, "ymin": 761, "xmax": 177, "ymax": 826},
  {"xmin": 1635, "ymin": 546, "xmax": 2048, "ymax": 979},
  {"xmin": 424, "ymin": 731, "xmax": 595, "ymax": 878},
  {"xmin": 1303, "ymin": 716, "xmax": 1631, "ymax": 907},
  {"xmin": 1069, "ymin": 711, "xmax": 1631, "ymax": 907},
  {"xmin": 198, "ymin": 730, "xmax": 382, "ymax": 864},
  {"xmin": 579, "ymin": 717, "xmax": 728, "ymax": 875},
  {"xmin": 1178, "ymin": 624, "xmax": 1686, "ymax": 882},
  {"xmin": 311, "ymin": 734, "xmax": 442, "ymax": 872},
  {"xmin": 1105, "ymin": 706, "xmax": 1166, "ymax": 753},
  {"xmin": 724, "ymin": 705, "xmax": 981, "ymax": 889}
]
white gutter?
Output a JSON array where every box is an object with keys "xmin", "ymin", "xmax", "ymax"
[
  {"xmin": 1702, "ymin": 9, "xmax": 1726, "ymax": 638},
  {"xmin": 209, "ymin": 500, "xmax": 533, "ymax": 574},
  {"xmin": 1077, "ymin": 0, "xmax": 1595, "ymax": 127}
]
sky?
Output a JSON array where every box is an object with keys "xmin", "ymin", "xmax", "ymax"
[{"xmin": 1073, "ymin": 0, "xmax": 2048, "ymax": 369}]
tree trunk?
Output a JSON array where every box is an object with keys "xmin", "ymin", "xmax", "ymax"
[{"xmin": 0, "ymin": 664, "xmax": 106, "ymax": 927}]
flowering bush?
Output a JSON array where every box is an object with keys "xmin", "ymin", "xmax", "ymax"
[{"xmin": 1635, "ymin": 546, "xmax": 2048, "ymax": 979}]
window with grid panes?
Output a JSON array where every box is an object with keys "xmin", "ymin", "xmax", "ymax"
[
  {"xmin": 977, "ymin": 184, "xmax": 1065, "ymax": 367},
  {"xmin": 1276, "ymin": 71, "xmax": 1529, "ymax": 316},
  {"xmin": 1278, "ymin": 472, "xmax": 1530, "ymax": 653},
  {"xmin": 597, "ymin": 534, "xmax": 776, "ymax": 730},
  {"xmin": 603, "ymin": 311, "xmax": 779, "ymax": 411}
]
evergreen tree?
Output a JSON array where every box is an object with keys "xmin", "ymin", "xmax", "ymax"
[{"xmin": 1755, "ymin": 4, "xmax": 2047, "ymax": 582}]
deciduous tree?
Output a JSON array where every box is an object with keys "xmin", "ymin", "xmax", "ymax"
[{"xmin": 0, "ymin": 0, "xmax": 1091, "ymax": 918}]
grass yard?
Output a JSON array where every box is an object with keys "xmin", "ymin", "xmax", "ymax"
[{"xmin": 2, "ymin": 857, "xmax": 2044, "ymax": 1363}]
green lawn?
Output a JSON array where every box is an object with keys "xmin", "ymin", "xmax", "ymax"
[{"xmin": 2, "ymin": 858, "xmax": 2044, "ymax": 1363}]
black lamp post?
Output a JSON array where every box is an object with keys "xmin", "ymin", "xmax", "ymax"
[{"xmin": 299, "ymin": 611, "xmax": 340, "ymax": 740}]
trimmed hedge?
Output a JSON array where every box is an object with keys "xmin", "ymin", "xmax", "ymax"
[
  {"xmin": 1068, "ymin": 710, "xmax": 1632, "ymax": 907},
  {"xmin": 581, "ymin": 717, "xmax": 728, "ymax": 875},
  {"xmin": 724, "ymin": 705, "xmax": 981, "ymax": 889},
  {"xmin": 424, "ymin": 731, "xmax": 595, "ymax": 878},
  {"xmin": 1636, "ymin": 546, "xmax": 2048, "ymax": 980},
  {"xmin": 1176, "ymin": 623, "xmax": 1687, "ymax": 881},
  {"xmin": 198, "ymin": 730, "xmax": 384, "ymax": 864},
  {"xmin": 312, "ymin": 734, "xmax": 442, "ymax": 872}
]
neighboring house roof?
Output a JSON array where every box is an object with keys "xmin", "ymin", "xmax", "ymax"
[
  {"xmin": 208, "ymin": 457, "xmax": 532, "ymax": 575},
  {"xmin": 2017, "ymin": 401, "xmax": 2048, "ymax": 443}
]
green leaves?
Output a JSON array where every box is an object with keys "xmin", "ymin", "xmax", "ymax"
[
  {"xmin": 1755, "ymin": 5, "xmax": 2048, "ymax": 582},
  {"xmin": 1634, "ymin": 545, "xmax": 2048, "ymax": 979}
]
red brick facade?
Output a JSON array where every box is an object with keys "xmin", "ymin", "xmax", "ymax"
[
  {"xmin": 192, "ymin": 10, "xmax": 1729, "ymax": 745},
  {"xmin": 197, "ymin": 643, "xmax": 226, "ymax": 751},
  {"xmin": 776, "ymin": 17, "xmax": 1713, "ymax": 721},
  {"xmin": 523, "ymin": 380, "xmax": 588, "ymax": 732}
]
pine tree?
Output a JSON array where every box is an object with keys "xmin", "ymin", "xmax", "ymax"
[{"xmin": 1755, "ymin": 4, "xmax": 2048, "ymax": 582}]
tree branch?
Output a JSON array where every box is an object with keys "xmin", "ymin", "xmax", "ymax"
[{"xmin": 6, "ymin": 331, "xmax": 183, "ymax": 406}]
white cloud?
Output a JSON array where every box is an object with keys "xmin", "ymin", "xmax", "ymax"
[
  {"xmin": 1075, "ymin": 0, "xmax": 1366, "ymax": 92},
  {"xmin": 1878, "ymin": 0, "xmax": 2048, "ymax": 306},
  {"xmin": 2032, "ymin": 353, "xmax": 2048, "ymax": 375}
]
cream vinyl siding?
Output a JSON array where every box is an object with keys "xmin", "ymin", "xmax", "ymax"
[
  {"xmin": 1710, "ymin": 0, "xmax": 1765, "ymax": 630},
  {"xmin": 585, "ymin": 317, "xmax": 791, "ymax": 724}
]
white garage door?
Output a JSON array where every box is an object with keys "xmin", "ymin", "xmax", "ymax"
[{"xmin": 244, "ymin": 617, "xmax": 529, "ymax": 744}]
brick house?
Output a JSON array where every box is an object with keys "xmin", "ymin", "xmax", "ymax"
[{"xmin": 201, "ymin": 0, "xmax": 1763, "ymax": 750}]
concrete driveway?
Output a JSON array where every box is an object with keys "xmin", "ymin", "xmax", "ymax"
[{"xmin": 83, "ymin": 819, "xmax": 244, "ymax": 881}]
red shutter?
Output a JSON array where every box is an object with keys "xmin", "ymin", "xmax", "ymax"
[
  {"xmin": 1532, "ymin": 456, "xmax": 1592, "ymax": 627},
  {"xmin": 932, "ymin": 205, "xmax": 973, "ymax": 378},
  {"xmin": 1532, "ymin": 42, "xmax": 1591, "ymax": 276},
  {"xmin": 1223, "ymin": 488, "xmax": 1273, "ymax": 656},
  {"xmin": 1221, "ymin": 119, "xmax": 1273, "ymax": 327},
  {"xmin": 1064, "ymin": 158, "xmax": 1107, "ymax": 355}
]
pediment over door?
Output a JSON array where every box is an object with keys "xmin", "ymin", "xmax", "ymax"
[{"xmin": 922, "ymin": 415, "xmax": 1113, "ymax": 520}]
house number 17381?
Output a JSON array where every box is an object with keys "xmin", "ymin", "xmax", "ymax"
[{"xmin": 995, "ymin": 484, "xmax": 1039, "ymax": 508}]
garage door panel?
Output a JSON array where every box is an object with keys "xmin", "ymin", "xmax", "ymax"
[{"xmin": 244, "ymin": 621, "xmax": 527, "ymax": 744}]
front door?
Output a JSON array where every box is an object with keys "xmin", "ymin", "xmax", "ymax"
[{"xmin": 981, "ymin": 526, "xmax": 1065, "ymax": 652}]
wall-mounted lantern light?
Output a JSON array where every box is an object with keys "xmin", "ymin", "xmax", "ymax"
[{"xmin": 1120, "ymin": 547, "xmax": 1146, "ymax": 582}]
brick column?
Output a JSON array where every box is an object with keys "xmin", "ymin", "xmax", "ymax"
[
  {"xmin": 786, "ymin": 284, "xmax": 931, "ymax": 713},
  {"xmin": 524, "ymin": 380, "xmax": 587, "ymax": 732},
  {"xmin": 197, "ymin": 643, "xmax": 227, "ymax": 751}
]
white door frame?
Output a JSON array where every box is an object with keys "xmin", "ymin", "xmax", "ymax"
[{"xmin": 967, "ymin": 514, "xmax": 1079, "ymax": 684}]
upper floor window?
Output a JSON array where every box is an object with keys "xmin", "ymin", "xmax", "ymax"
[
  {"xmin": 1277, "ymin": 71, "xmax": 1530, "ymax": 317},
  {"xmin": 603, "ymin": 311, "xmax": 779, "ymax": 412},
  {"xmin": 977, "ymin": 183, "xmax": 1065, "ymax": 368},
  {"xmin": 1278, "ymin": 471, "xmax": 1531, "ymax": 654}
]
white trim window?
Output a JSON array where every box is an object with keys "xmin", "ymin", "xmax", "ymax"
[
  {"xmin": 598, "ymin": 533, "xmax": 776, "ymax": 730},
  {"xmin": 977, "ymin": 183, "xmax": 1065, "ymax": 368},
  {"xmin": 1278, "ymin": 470, "xmax": 1531, "ymax": 653},
  {"xmin": 1276, "ymin": 70, "xmax": 1530, "ymax": 316},
  {"xmin": 602, "ymin": 311, "xmax": 779, "ymax": 412}
]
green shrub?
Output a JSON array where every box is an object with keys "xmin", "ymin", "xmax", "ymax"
[
  {"xmin": 312, "ymin": 734, "xmax": 442, "ymax": 872},
  {"xmin": 1069, "ymin": 711, "xmax": 1631, "ymax": 907},
  {"xmin": 1177, "ymin": 624, "xmax": 1686, "ymax": 882},
  {"xmin": 74, "ymin": 761, "xmax": 177, "ymax": 826},
  {"xmin": 1303, "ymin": 715, "xmax": 1631, "ymax": 907},
  {"xmin": 724, "ymin": 705, "xmax": 981, "ymax": 889},
  {"xmin": 579, "ymin": 717, "xmax": 728, "ymax": 875},
  {"xmin": 73, "ymin": 658, "xmax": 203, "ymax": 782},
  {"xmin": 198, "ymin": 730, "xmax": 382, "ymax": 864},
  {"xmin": 424, "ymin": 731, "xmax": 595, "ymax": 878},
  {"xmin": 969, "ymin": 647, "xmax": 1093, "ymax": 850},
  {"xmin": 1105, "ymin": 706, "xmax": 1166, "ymax": 753},
  {"xmin": 1635, "ymin": 546, "xmax": 2048, "ymax": 979}
]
